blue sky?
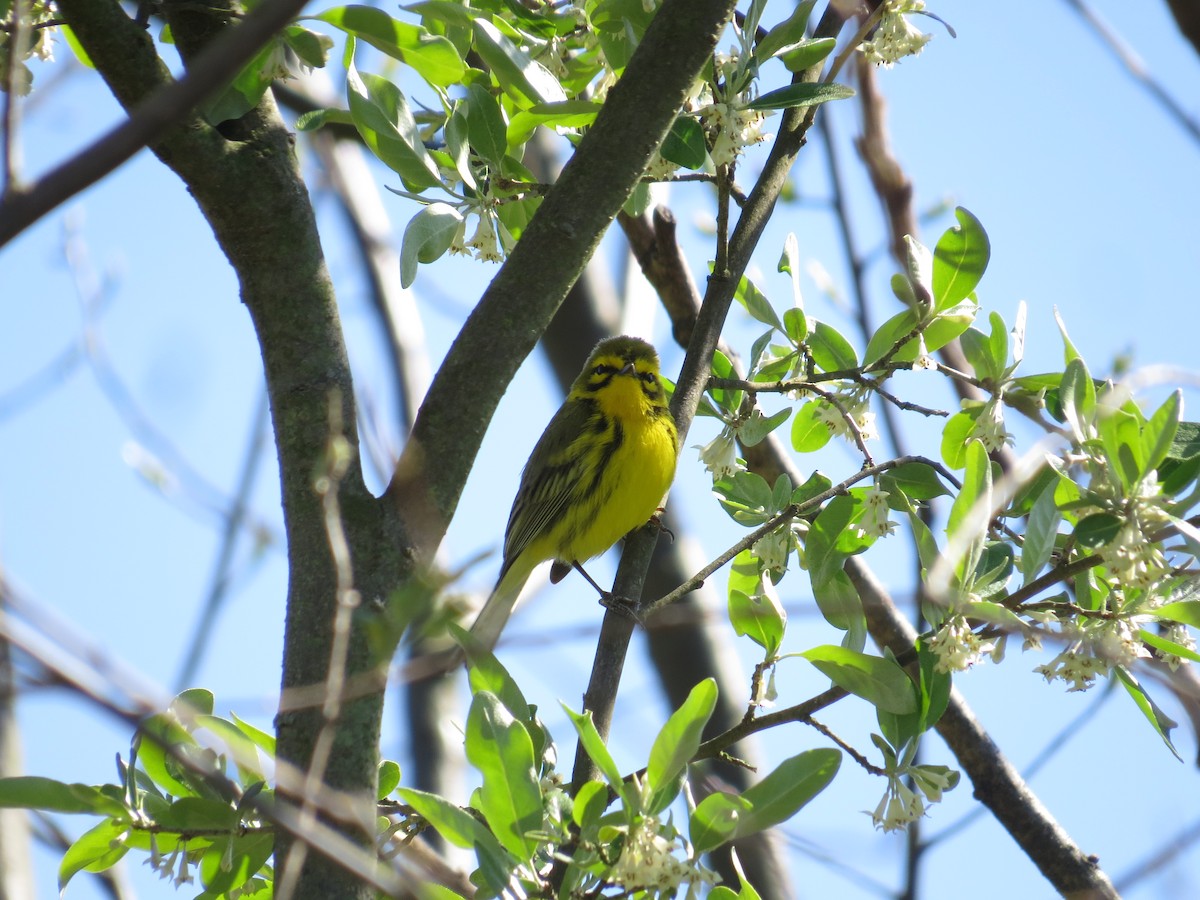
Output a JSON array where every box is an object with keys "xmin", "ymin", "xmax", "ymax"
[{"xmin": 3, "ymin": 1, "xmax": 1200, "ymax": 897}]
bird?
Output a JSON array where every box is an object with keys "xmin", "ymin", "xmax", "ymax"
[{"xmin": 468, "ymin": 335, "xmax": 679, "ymax": 651}]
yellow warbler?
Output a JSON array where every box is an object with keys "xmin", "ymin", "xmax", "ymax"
[{"xmin": 470, "ymin": 336, "xmax": 679, "ymax": 649}]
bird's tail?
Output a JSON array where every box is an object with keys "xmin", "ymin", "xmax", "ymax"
[{"xmin": 469, "ymin": 556, "xmax": 535, "ymax": 651}]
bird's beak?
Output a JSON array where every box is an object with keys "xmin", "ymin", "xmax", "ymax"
[{"xmin": 619, "ymin": 361, "xmax": 636, "ymax": 376}]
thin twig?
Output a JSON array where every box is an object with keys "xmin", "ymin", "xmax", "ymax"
[
  {"xmin": 1061, "ymin": 0, "xmax": 1200, "ymax": 146},
  {"xmin": 802, "ymin": 715, "xmax": 886, "ymax": 776}
]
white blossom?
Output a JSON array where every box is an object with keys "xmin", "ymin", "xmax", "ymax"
[
  {"xmin": 970, "ymin": 397, "xmax": 1013, "ymax": 452},
  {"xmin": 927, "ymin": 614, "xmax": 996, "ymax": 673},
  {"xmin": 856, "ymin": 484, "xmax": 897, "ymax": 539},
  {"xmin": 1156, "ymin": 623, "xmax": 1196, "ymax": 672},
  {"xmin": 695, "ymin": 425, "xmax": 741, "ymax": 479},
  {"xmin": 861, "ymin": 0, "xmax": 934, "ymax": 68},
  {"xmin": 753, "ymin": 527, "xmax": 793, "ymax": 576}
]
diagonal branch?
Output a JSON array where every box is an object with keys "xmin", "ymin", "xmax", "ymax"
[{"xmin": 0, "ymin": 0, "xmax": 310, "ymax": 246}]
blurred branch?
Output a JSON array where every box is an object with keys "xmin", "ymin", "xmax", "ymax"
[
  {"xmin": 175, "ymin": 389, "xmax": 271, "ymax": 691},
  {"xmin": 0, "ymin": 574, "xmax": 456, "ymax": 896},
  {"xmin": 61, "ymin": 217, "xmax": 281, "ymax": 547},
  {"xmin": 1063, "ymin": 0, "xmax": 1200, "ymax": 146},
  {"xmin": 0, "ymin": 587, "xmax": 33, "ymax": 899},
  {"xmin": 0, "ymin": 0, "xmax": 313, "ymax": 246},
  {"xmin": 1115, "ymin": 812, "xmax": 1200, "ymax": 893}
]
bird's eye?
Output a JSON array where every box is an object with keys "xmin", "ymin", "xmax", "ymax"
[
  {"xmin": 593, "ymin": 364, "xmax": 613, "ymax": 376},
  {"xmin": 639, "ymin": 371, "xmax": 655, "ymax": 383}
]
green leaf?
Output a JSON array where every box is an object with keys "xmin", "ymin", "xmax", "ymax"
[
  {"xmin": 752, "ymin": 0, "xmax": 815, "ymax": 62},
  {"xmin": 783, "ymin": 307, "xmax": 807, "ymax": 343},
  {"xmin": 193, "ymin": 714, "xmax": 266, "ymax": 784},
  {"xmin": 562, "ymin": 704, "xmax": 623, "ymax": 788},
  {"xmin": 458, "ymin": 625, "xmax": 535, "ymax": 725},
  {"xmin": 931, "ymin": 207, "xmax": 989, "ymax": 311},
  {"xmin": 465, "ymin": 83, "xmax": 509, "ymax": 169},
  {"xmin": 742, "ymin": 82, "xmax": 854, "ymax": 111},
  {"xmin": 157, "ymin": 796, "xmax": 237, "ymax": 831},
  {"xmin": 464, "ymin": 691, "xmax": 541, "ymax": 861},
  {"xmin": 198, "ymin": 832, "xmax": 273, "ymax": 896},
  {"xmin": 443, "ymin": 105, "xmax": 475, "ymax": 188},
  {"xmin": 862, "ymin": 308, "xmax": 918, "ymax": 368},
  {"xmin": 1167, "ymin": 421, "xmax": 1200, "ymax": 462},
  {"xmin": 1155, "ymin": 600, "xmax": 1200, "ymax": 627},
  {"xmin": 807, "ymin": 320, "xmax": 858, "ymax": 372},
  {"xmin": 284, "ymin": 24, "xmax": 333, "ymax": 70},
  {"xmin": 1114, "ymin": 667, "xmax": 1181, "ymax": 761},
  {"xmin": 1073, "ymin": 512, "xmax": 1122, "ymax": 551},
  {"xmin": 507, "ymin": 99, "xmax": 602, "ymax": 147},
  {"xmin": 0, "ymin": 777, "xmax": 126, "ymax": 816},
  {"xmin": 572, "ymin": 780, "xmax": 609, "ymax": 829},
  {"xmin": 347, "ymin": 62, "xmax": 442, "ymax": 189},
  {"xmin": 801, "ymin": 646, "xmax": 917, "ymax": 714},
  {"xmin": 737, "ymin": 748, "xmax": 841, "ymax": 836},
  {"xmin": 690, "ymin": 791, "xmax": 752, "ymax": 855},
  {"xmin": 59, "ymin": 819, "xmax": 130, "ymax": 892},
  {"xmin": 400, "ymin": 203, "xmax": 464, "ymax": 287},
  {"xmin": 778, "ymin": 36, "xmax": 838, "ymax": 72},
  {"xmin": 1021, "ymin": 476, "xmax": 1061, "ymax": 585},
  {"xmin": 946, "ymin": 439, "xmax": 991, "ymax": 580},
  {"xmin": 709, "ymin": 348, "xmax": 743, "ymax": 414},
  {"xmin": 660, "ymin": 115, "xmax": 707, "ymax": 170},
  {"xmin": 735, "ymin": 274, "xmax": 783, "ymax": 332},
  {"xmin": 317, "ymin": 6, "xmax": 466, "ymax": 86},
  {"xmin": 1059, "ymin": 357, "xmax": 1096, "ymax": 442},
  {"xmin": 714, "ymin": 471, "xmax": 774, "ymax": 525},
  {"xmin": 646, "ymin": 679, "xmax": 717, "ymax": 814},
  {"xmin": 399, "ymin": 786, "xmax": 512, "ymax": 887},
  {"xmin": 1139, "ymin": 628, "xmax": 1200, "ymax": 665},
  {"xmin": 880, "ymin": 462, "xmax": 950, "ymax": 502},
  {"xmin": 378, "ymin": 760, "xmax": 401, "ymax": 800},
  {"xmin": 691, "ymin": 792, "xmax": 744, "ymax": 854},
  {"xmin": 940, "ymin": 410, "xmax": 977, "ymax": 469},
  {"xmin": 728, "ymin": 589, "xmax": 786, "ymax": 657},
  {"xmin": 738, "ymin": 408, "xmax": 790, "ymax": 447},
  {"xmin": 294, "ymin": 107, "xmax": 355, "ymax": 132},
  {"xmin": 790, "ymin": 401, "xmax": 833, "ymax": 453},
  {"xmin": 59, "ymin": 25, "xmax": 95, "ymax": 68},
  {"xmin": 201, "ymin": 40, "xmax": 279, "ymax": 125},
  {"xmin": 473, "ymin": 18, "xmax": 566, "ymax": 108},
  {"xmin": 1142, "ymin": 390, "xmax": 1182, "ymax": 477}
]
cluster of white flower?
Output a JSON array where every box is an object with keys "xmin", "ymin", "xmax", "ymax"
[
  {"xmin": 1033, "ymin": 616, "xmax": 1150, "ymax": 692},
  {"xmin": 1157, "ymin": 622, "xmax": 1197, "ymax": 671},
  {"xmin": 695, "ymin": 424, "xmax": 741, "ymax": 479},
  {"xmin": 607, "ymin": 814, "xmax": 708, "ymax": 892},
  {"xmin": 698, "ymin": 100, "xmax": 770, "ymax": 168},
  {"xmin": 753, "ymin": 526, "xmax": 795, "ymax": 577},
  {"xmin": 1101, "ymin": 507, "xmax": 1171, "ymax": 592},
  {"xmin": 146, "ymin": 834, "xmax": 195, "ymax": 888},
  {"xmin": 927, "ymin": 614, "xmax": 997, "ymax": 673},
  {"xmin": 870, "ymin": 761, "xmax": 956, "ymax": 833},
  {"xmin": 448, "ymin": 204, "xmax": 511, "ymax": 264},
  {"xmin": 970, "ymin": 396, "xmax": 1014, "ymax": 453},
  {"xmin": 856, "ymin": 483, "xmax": 897, "ymax": 539},
  {"xmin": 813, "ymin": 394, "xmax": 879, "ymax": 444},
  {"xmin": 861, "ymin": 0, "xmax": 934, "ymax": 68}
]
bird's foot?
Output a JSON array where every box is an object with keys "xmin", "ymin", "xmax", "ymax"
[
  {"xmin": 650, "ymin": 508, "xmax": 674, "ymax": 543},
  {"xmin": 600, "ymin": 592, "xmax": 644, "ymax": 625}
]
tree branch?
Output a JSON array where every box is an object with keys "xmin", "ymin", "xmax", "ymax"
[{"xmin": 0, "ymin": 0, "xmax": 312, "ymax": 246}]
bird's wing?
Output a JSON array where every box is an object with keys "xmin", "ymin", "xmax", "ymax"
[{"xmin": 499, "ymin": 398, "xmax": 594, "ymax": 576}]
